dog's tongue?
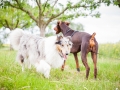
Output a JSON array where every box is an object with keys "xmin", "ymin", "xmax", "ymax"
[{"xmin": 64, "ymin": 55, "xmax": 68, "ymax": 60}]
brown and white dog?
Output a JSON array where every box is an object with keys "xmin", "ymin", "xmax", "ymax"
[
  {"xmin": 9, "ymin": 29, "xmax": 72, "ymax": 78},
  {"xmin": 54, "ymin": 21, "xmax": 98, "ymax": 79}
]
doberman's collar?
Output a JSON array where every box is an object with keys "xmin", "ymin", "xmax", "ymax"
[
  {"xmin": 64, "ymin": 28, "xmax": 71, "ymax": 35},
  {"xmin": 71, "ymin": 31, "xmax": 78, "ymax": 37},
  {"xmin": 64, "ymin": 28, "xmax": 78, "ymax": 37}
]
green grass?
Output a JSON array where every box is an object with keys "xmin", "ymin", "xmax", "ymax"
[
  {"xmin": 99, "ymin": 42, "xmax": 120, "ymax": 59},
  {"xmin": 0, "ymin": 46, "xmax": 120, "ymax": 90}
]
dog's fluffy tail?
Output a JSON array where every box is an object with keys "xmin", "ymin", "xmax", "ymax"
[
  {"xmin": 9, "ymin": 28, "xmax": 24, "ymax": 50},
  {"xmin": 89, "ymin": 32, "xmax": 96, "ymax": 48}
]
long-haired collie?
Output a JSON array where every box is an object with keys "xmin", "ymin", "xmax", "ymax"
[{"xmin": 9, "ymin": 29, "xmax": 72, "ymax": 78}]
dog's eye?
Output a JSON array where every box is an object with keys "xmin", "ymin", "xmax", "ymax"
[
  {"xmin": 62, "ymin": 44, "xmax": 64, "ymax": 47},
  {"xmin": 69, "ymin": 44, "xmax": 71, "ymax": 46}
]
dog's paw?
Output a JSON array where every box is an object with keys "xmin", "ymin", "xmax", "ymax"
[{"xmin": 44, "ymin": 73, "xmax": 50, "ymax": 79}]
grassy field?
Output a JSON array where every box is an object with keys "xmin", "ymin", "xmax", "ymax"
[{"xmin": 0, "ymin": 44, "xmax": 120, "ymax": 90}]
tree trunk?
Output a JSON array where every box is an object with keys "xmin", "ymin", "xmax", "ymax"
[
  {"xmin": 40, "ymin": 28, "xmax": 45, "ymax": 37},
  {"xmin": 38, "ymin": 24, "xmax": 46, "ymax": 37}
]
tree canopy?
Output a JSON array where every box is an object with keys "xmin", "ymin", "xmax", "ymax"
[
  {"xmin": 0, "ymin": 0, "xmax": 120, "ymax": 36},
  {"xmin": 0, "ymin": 6, "xmax": 34, "ymax": 30}
]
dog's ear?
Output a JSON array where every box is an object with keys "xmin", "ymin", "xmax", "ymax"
[
  {"xmin": 55, "ymin": 35, "xmax": 63, "ymax": 44},
  {"xmin": 57, "ymin": 21, "xmax": 62, "ymax": 25},
  {"xmin": 66, "ymin": 36, "xmax": 72, "ymax": 42},
  {"xmin": 65, "ymin": 21, "xmax": 70, "ymax": 26},
  {"xmin": 56, "ymin": 45, "xmax": 61, "ymax": 52},
  {"xmin": 57, "ymin": 35, "xmax": 63, "ymax": 41}
]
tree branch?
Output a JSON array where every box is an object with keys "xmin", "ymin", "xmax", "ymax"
[
  {"xmin": 36, "ymin": 0, "xmax": 41, "ymax": 13},
  {"xmin": 41, "ymin": 0, "xmax": 49, "ymax": 15},
  {"xmin": 8, "ymin": 0, "xmax": 38, "ymax": 23},
  {"xmin": 45, "ymin": 3, "xmax": 92, "ymax": 26},
  {"xmin": 21, "ymin": 23, "xmax": 28, "ymax": 28},
  {"xmin": 45, "ymin": 0, "xmax": 58, "ymax": 16},
  {"xmin": 15, "ymin": 19, "xmax": 19, "ymax": 28},
  {"xmin": 51, "ymin": 0, "xmax": 58, "ymax": 9},
  {"xmin": 46, "ymin": 7, "xmax": 68, "ymax": 26},
  {"xmin": 0, "ymin": 21, "xmax": 7, "ymax": 28},
  {"xmin": 5, "ymin": 19, "xmax": 10, "ymax": 29}
]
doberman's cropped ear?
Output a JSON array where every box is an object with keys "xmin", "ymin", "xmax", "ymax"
[
  {"xmin": 57, "ymin": 21, "xmax": 62, "ymax": 25},
  {"xmin": 65, "ymin": 21, "xmax": 70, "ymax": 26}
]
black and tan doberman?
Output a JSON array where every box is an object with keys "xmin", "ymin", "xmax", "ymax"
[{"xmin": 54, "ymin": 21, "xmax": 98, "ymax": 79}]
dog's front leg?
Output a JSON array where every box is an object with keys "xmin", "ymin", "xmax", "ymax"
[
  {"xmin": 44, "ymin": 69, "xmax": 50, "ymax": 79},
  {"xmin": 61, "ymin": 60, "xmax": 66, "ymax": 71},
  {"xmin": 35, "ymin": 60, "xmax": 51, "ymax": 79}
]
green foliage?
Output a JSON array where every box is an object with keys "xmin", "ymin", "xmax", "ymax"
[
  {"xmin": 0, "ymin": 3, "xmax": 34, "ymax": 30},
  {"xmin": 0, "ymin": 45, "xmax": 120, "ymax": 90},
  {"xmin": 0, "ymin": 0, "xmax": 120, "ymax": 36}
]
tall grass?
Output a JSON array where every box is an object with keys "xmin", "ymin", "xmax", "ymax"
[
  {"xmin": 98, "ymin": 42, "xmax": 120, "ymax": 59},
  {"xmin": 0, "ymin": 44, "xmax": 120, "ymax": 90}
]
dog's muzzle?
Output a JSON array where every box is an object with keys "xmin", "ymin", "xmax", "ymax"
[{"xmin": 59, "ymin": 52, "xmax": 68, "ymax": 60}]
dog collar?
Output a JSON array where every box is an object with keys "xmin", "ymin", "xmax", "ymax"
[
  {"xmin": 71, "ymin": 31, "xmax": 78, "ymax": 37},
  {"xmin": 64, "ymin": 28, "xmax": 71, "ymax": 35},
  {"xmin": 64, "ymin": 29, "xmax": 78, "ymax": 37}
]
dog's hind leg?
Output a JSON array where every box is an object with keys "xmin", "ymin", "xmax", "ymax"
[
  {"xmin": 81, "ymin": 42, "xmax": 90, "ymax": 79},
  {"xmin": 91, "ymin": 42, "xmax": 98, "ymax": 79},
  {"xmin": 91, "ymin": 52, "xmax": 97, "ymax": 79},
  {"xmin": 81, "ymin": 53, "xmax": 90, "ymax": 79},
  {"xmin": 16, "ymin": 53, "xmax": 25, "ymax": 72},
  {"xmin": 73, "ymin": 53, "xmax": 80, "ymax": 72},
  {"xmin": 20, "ymin": 56, "xmax": 25, "ymax": 72}
]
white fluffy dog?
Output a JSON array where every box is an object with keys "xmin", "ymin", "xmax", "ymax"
[{"xmin": 9, "ymin": 29, "xmax": 72, "ymax": 78}]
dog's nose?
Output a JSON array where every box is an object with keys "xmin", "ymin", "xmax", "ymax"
[
  {"xmin": 66, "ymin": 53, "xmax": 68, "ymax": 55},
  {"xmin": 54, "ymin": 27, "xmax": 56, "ymax": 30}
]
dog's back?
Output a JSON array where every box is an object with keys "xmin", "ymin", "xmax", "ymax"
[{"xmin": 9, "ymin": 28, "xmax": 24, "ymax": 50}]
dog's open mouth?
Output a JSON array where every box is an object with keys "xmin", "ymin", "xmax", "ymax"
[
  {"xmin": 63, "ymin": 54, "xmax": 68, "ymax": 60},
  {"xmin": 59, "ymin": 51, "xmax": 68, "ymax": 60}
]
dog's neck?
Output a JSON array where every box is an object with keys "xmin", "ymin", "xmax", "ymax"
[{"xmin": 59, "ymin": 23, "xmax": 74, "ymax": 36}]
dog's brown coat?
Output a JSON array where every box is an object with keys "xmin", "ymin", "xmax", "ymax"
[{"xmin": 54, "ymin": 21, "xmax": 98, "ymax": 79}]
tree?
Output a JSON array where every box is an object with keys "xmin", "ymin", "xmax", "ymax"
[
  {"xmin": 1, "ymin": 0, "xmax": 101, "ymax": 37},
  {"xmin": 0, "ymin": 6, "xmax": 34, "ymax": 30},
  {"xmin": 1, "ymin": 0, "xmax": 120, "ymax": 36},
  {"xmin": 100, "ymin": 0, "xmax": 120, "ymax": 6}
]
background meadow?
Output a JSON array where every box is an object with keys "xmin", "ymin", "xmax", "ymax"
[{"xmin": 0, "ymin": 43, "xmax": 120, "ymax": 90}]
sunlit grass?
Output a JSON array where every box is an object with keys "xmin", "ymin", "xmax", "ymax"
[{"xmin": 0, "ymin": 45, "xmax": 120, "ymax": 90}]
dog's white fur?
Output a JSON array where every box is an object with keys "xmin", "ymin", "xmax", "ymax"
[{"xmin": 9, "ymin": 29, "xmax": 72, "ymax": 78}]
